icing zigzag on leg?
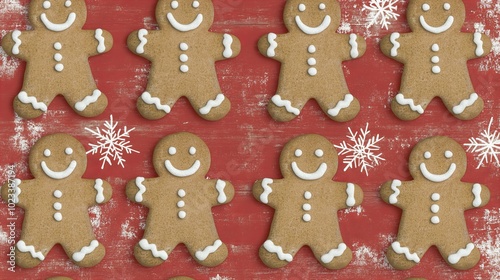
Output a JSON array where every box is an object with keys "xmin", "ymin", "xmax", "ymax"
[
  {"xmin": 195, "ymin": 239, "xmax": 223, "ymax": 261},
  {"xmin": 328, "ymin": 94, "xmax": 354, "ymax": 117},
  {"xmin": 452, "ymin": 93, "xmax": 478, "ymax": 115},
  {"xmin": 199, "ymin": 94, "xmax": 225, "ymax": 115},
  {"xmin": 395, "ymin": 93, "xmax": 424, "ymax": 114},
  {"xmin": 139, "ymin": 239, "xmax": 168, "ymax": 260},
  {"xmin": 391, "ymin": 241, "xmax": 420, "ymax": 263},
  {"xmin": 17, "ymin": 240, "xmax": 45, "ymax": 261},
  {"xmin": 271, "ymin": 95, "xmax": 300, "ymax": 116},
  {"xmin": 263, "ymin": 240, "xmax": 293, "ymax": 262},
  {"xmin": 72, "ymin": 240, "xmax": 99, "ymax": 262},
  {"xmin": 448, "ymin": 243, "xmax": 475, "ymax": 264},
  {"xmin": 321, "ymin": 243, "xmax": 347, "ymax": 263},
  {"xmin": 18, "ymin": 91, "xmax": 48, "ymax": 112},
  {"xmin": 141, "ymin": 92, "xmax": 171, "ymax": 113},
  {"xmin": 75, "ymin": 90, "xmax": 102, "ymax": 112}
]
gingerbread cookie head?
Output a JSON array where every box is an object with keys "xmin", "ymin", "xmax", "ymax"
[
  {"xmin": 29, "ymin": 0, "xmax": 87, "ymax": 31},
  {"xmin": 156, "ymin": 0, "xmax": 214, "ymax": 32},
  {"xmin": 29, "ymin": 133, "xmax": 87, "ymax": 180},
  {"xmin": 152, "ymin": 132, "xmax": 211, "ymax": 179},
  {"xmin": 408, "ymin": 136, "xmax": 467, "ymax": 182},
  {"xmin": 407, "ymin": 0, "xmax": 465, "ymax": 33},
  {"xmin": 283, "ymin": 0, "xmax": 341, "ymax": 34},
  {"xmin": 279, "ymin": 134, "xmax": 338, "ymax": 181}
]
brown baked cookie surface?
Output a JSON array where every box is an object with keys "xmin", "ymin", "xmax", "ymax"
[
  {"xmin": 253, "ymin": 134, "xmax": 363, "ymax": 269},
  {"xmin": 1, "ymin": 0, "xmax": 113, "ymax": 119},
  {"xmin": 0, "ymin": 133, "xmax": 112, "ymax": 268},
  {"xmin": 380, "ymin": 136, "xmax": 490, "ymax": 270}
]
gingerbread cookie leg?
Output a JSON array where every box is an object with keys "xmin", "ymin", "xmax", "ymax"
[
  {"xmin": 387, "ymin": 237, "xmax": 429, "ymax": 270},
  {"xmin": 187, "ymin": 90, "xmax": 231, "ymax": 121},
  {"xmin": 62, "ymin": 237, "xmax": 105, "ymax": 267},
  {"xmin": 310, "ymin": 239, "xmax": 352, "ymax": 270},
  {"xmin": 134, "ymin": 232, "xmax": 175, "ymax": 267},
  {"xmin": 441, "ymin": 91, "xmax": 484, "ymax": 120},
  {"xmin": 259, "ymin": 236, "xmax": 297, "ymax": 269},
  {"xmin": 267, "ymin": 90, "xmax": 308, "ymax": 122},
  {"xmin": 438, "ymin": 239, "xmax": 481, "ymax": 270},
  {"xmin": 64, "ymin": 86, "xmax": 108, "ymax": 118},
  {"xmin": 15, "ymin": 238, "xmax": 53, "ymax": 268},
  {"xmin": 13, "ymin": 89, "xmax": 51, "ymax": 119},
  {"xmin": 185, "ymin": 236, "xmax": 228, "ymax": 267},
  {"xmin": 316, "ymin": 93, "xmax": 360, "ymax": 122},
  {"xmin": 391, "ymin": 89, "xmax": 430, "ymax": 121}
]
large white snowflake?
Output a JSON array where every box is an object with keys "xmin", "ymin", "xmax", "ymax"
[
  {"xmin": 85, "ymin": 115, "xmax": 139, "ymax": 169},
  {"xmin": 363, "ymin": 0, "xmax": 400, "ymax": 30},
  {"xmin": 335, "ymin": 124, "xmax": 385, "ymax": 175},
  {"xmin": 465, "ymin": 117, "xmax": 500, "ymax": 169}
]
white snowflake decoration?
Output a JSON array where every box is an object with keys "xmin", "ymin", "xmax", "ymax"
[
  {"xmin": 335, "ymin": 124, "xmax": 385, "ymax": 175},
  {"xmin": 363, "ymin": 0, "xmax": 400, "ymax": 30},
  {"xmin": 85, "ymin": 115, "xmax": 139, "ymax": 169},
  {"xmin": 465, "ymin": 118, "xmax": 500, "ymax": 169}
]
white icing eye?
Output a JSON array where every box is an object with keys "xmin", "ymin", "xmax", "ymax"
[
  {"xmin": 298, "ymin": 4, "xmax": 306, "ymax": 12},
  {"xmin": 189, "ymin": 147, "xmax": 196, "ymax": 155},
  {"xmin": 44, "ymin": 149, "xmax": 51, "ymax": 157},
  {"xmin": 319, "ymin": 3, "xmax": 326, "ymax": 10},
  {"xmin": 422, "ymin": 3, "xmax": 430, "ymax": 11},
  {"xmin": 315, "ymin": 149, "xmax": 324, "ymax": 158},
  {"xmin": 43, "ymin": 1, "xmax": 51, "ymax": 9},
  {"xmin": 295, "ymin": 149, "xmax": 303, "ymax": 157},
  {"xmin": 443, "ymin": 3, "xmax": 451, "ymax": 10},
  {"xmin": 445, "ymin": 150, "xmax": 453, "ymax": 159},
  {"xmin": 65, "ymin": 0, "xmax": 72, "ymax": 7},
  {"xmin": 192, "ymin": 1, "xmax": 200, "ymax": 8},
  {"xmin": 169, "ymin": 147, "xmax": 177, "ymax": 155},
  {"xmin": 424, "ymin": 151, "xmax": 431, "ymax": 159},
  {"xmin": 65, "ymin": 147, "xmax": 73, "ymax": 155},
  {"xmin": 171, "ymin": 0, "xmax": 179, "ymax": 9}
]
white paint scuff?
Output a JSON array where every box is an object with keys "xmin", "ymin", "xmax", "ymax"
[
  {"xmin": 476, "ymin": 208, "xmax": 500, "ymax": 279},
  {"xmin": 10, "ymin": 116, "xmax": 45, "ymax": 154}
]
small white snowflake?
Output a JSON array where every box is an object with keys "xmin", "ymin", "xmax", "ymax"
[
  {"xmin": 363, "ymin": 0, "xmax": 400, "ymax": 30},
  {"xmin": 334, "ymin": 123, "xmax": 385, "ymax": 175},
  {"xmin": 465, "ymin": 117, "xmax": 500, "ymax": 169},
  {"xmin": 85, "ymin": 115, "xmax": 139, "ymax": 169}
]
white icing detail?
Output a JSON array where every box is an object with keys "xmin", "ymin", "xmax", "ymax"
[
  {"xmin": 177, "ymin": 200, "xmax": 185, "ymax": 207},
  {"xmin": 171, "ymin": 0, "xmax": 179, "ymax": 9},
  {"xmin": 432, "ymin": 66, "xmax": 441, "ymax": 74},
  {"xmin": 54, "ymin": 202, "xmax": 62, "ymax": 211},
  {"xmin": 192, "ymin": 1, "xmax": 200, "ymax": 8},
  {"xmin": 474, "ymin": 33, "xmax": 484, "ymax": 57},
  {"xmin": 41, "ymin": 160, "xmax": 77, "ymax": 179},
  {"xmin": 328, "ymin": 93, "xmax": 354, "ymax": 117},
  {"xmin": 444, "ymin": 3, "xmax": 451, "ymax": 10},
  {"xmin": 431, "ymin": 56, "xmax": 439, "ymax": 63},
  {"xmin": 18, "ymin": 91, "xmax": 48, "ymax": 112},
  {"xmin": 17, "ymin": 241, "xmax": 45, "ymax": 261},
  {"xmin": 395, "ymin": 93, "xmax": 424, "ymax": 114},
  {"xmin": 260, "ymin": 178, "xmax": 273, "ymax": 204},
  {"xmin": 55, "ymin": 63, "xmax": 64, "ymax": 72},
  {"xmin": 319, "ymin": 3, "xmax": 326, "ymax": 10},
  {"xmin": 349, "ymin": 34, "xmax": 359, "ymax": 58},
  {"xmin": 431, "ymin": 216, "xmax": 440, "ymax": 224},
  {"xmin": 302, "ymin": 203, "xmax": 311, "ymax": 211},
  {"xmin": 65, "ymin": 0, "xmax": 72, "ymax": 8},
  {"xmin": 291, "ymin": 162, "xmax": 327, "ymax": 180},
  {"xmin": 271, "ymin": 95, "xmax": 300, "ymax": 115},
  {"xmin": 44, "ymin": 149, "xmax": 51, "ymax": 157},
  {"xmin": 431, "ymin": 204, "xmax": 439, "ymax": 213},
  {"xmin": 167, "ymin": 13, "xmax": 203, "ymax": 32},
  {"xmin": 263, "ymin": 240, "xmax": 293, "ymax": 262},
  {"xmin": 75, "ymin": 90, "xmax": 101, "ymax": 111},
  {"xmin": 54, "ymin": 212, "xmax": 63, "ymax": 221},
  {"xmin": 141, "ymin": 91, "xmax": 171, "ymax": 113},
  {"xmin": 298, "ymin": 3, "xmax": 306, "ymax": 12},
  {"xmin": 94, "ymin": 179, "xmax": 105, "ymax": 203},
  {"xmin": 169, "ymin": 147, "xmax": 177, "ymax": 155},
  {"xmin": 295, "ymin": 15, "xmax": 332, "ymax": 35},
  {"xmin": 222, "ymin": 34, "xmax": 233, "ymax": 58},
  {"xmin": 54, "ymin": 190, "xmax": 63, "ymax": 198},
  {"xmin": 315, "ymin": 149, "xmax": 324, "ymax": 158},
  {"xmin": 295, "ymin": 149, "xmax": 303, "ymax": 157},
  {"xmin": 136, "ymin": 29, "xmax": 148, "ymax": 54},
  {"xmin": 195, "ymin": 240, "xmax": 223, "ymax": 261},
  {"xmin": 448, "ymin": 243, "xmax": 475, "ymax": 264},
  {"xmin": 94, "ymin": 29, "xmax": 106, "ymax": 53},
  {"xmin": 13, "ymin": 179, "xmax": 21, "ymax": 204},
  {"xmin": 346, "ymin": 183, "xmax": 356, "ymax": 207},
  {"xmin": 419, "ymin": 162, "xmax": 456, "ymax": 182},
  {"xmin": 43, "ymin": 1, "xmax": 51, "ymax": 9},
  {"xmin": 12, "ymin": 30, "xmax": 22, "ymax": 55},
  {"xmin": 40, "ymin": 12, "xmax": 77, "ymax": 32},
  {"xmin": 431, "ymin": 193, "xmax": 440, "ymax": 201},
  {"xmin": 199, "ymin": 93, "xmax": 225, "ymax": 115},
  {"xmin": 180, "ymin": 54, "xmax": 188, "ymax": 62},
  {"xmin": 445, "ymin": 151, "xmax": 453, "ymax": 158},
  {"xmin": 432, "ymin": 43, "xmax": 439, "ymax": 52},
  {"xmin": 54, "ymin": 42, "xmax": 62, "ymax": 50},
  {"xmin": 165, "ymin": 159, "xmax": 200, "ymax": 177},
  {"xmin": 419, "ymin": 15, "xmax": 454, "ymax": 34},
  {"xmin": 65, "ymin": 147, "xmax": 73, "ymax": 155},
  {"xmin": 308, "ymin": 45, "xmax": 316, "ymax": 53},
  {"xmin": 321, "ymin": 243, "xmax": 347, "ymax": 264},
  {"xmin": 307, "ymin": 58, "xmax": 317, "ymax": 66},
  {"xmin": 180, "ymin": 65, "xmax": 189, "ymax": 73},
  {"xmin": 215, "ymin": 180, "xmax": 227, "ymax": 203},
  {"xmin": 424, "ymin": 151, "xmax": 431, "ymax": 159},
  {"xmin": 54, "ymin": 53, "xmax": 63, "ymax": 62},
  {"xmin": 180, "ymin": 42, "xmax": 189, "ymax": 51},
  {"xmin": 302, "ymin": 213, "xmax": 311, "ymax": 222},
  {"xmin": 390, "ymin": 32, "xmax": 400, "ymax": 57},
  {"xmin": 389, "ymin": 180, "xmax": 401, "ymax": 204},
  {"xmin": 139, "ymin": 239, "xmax": 168, "ymax": 260},
  {"xmin": 189, "ymin": 146, "xmax": 196, "ymax": 155},
  {"xmin": 392, "ymin": 242, "xmax": 420, "ymax": 263},
  {"xmin": 178, "ymin": 211, "xmax": 187, "ymax": 219},
  {"xmin": 422, "ymin": 3, "xmax": 430, "ymax": 11},
  {"xmin": 472, "ymin": 183, "xmax": 482, "ymax": 207},
  {"xmin": 267, "ymin": 33, "xmax": 278, "ymax": 57},
  {"xmin": 308, "ymin": 68, "xmax": 318, "ymax": 76},
  {"xmin": 304, "ymin": 191, "xmax": 312, "ymax": 200},
  {"xmin": 453, "ymin": 93, "xmax": 479, "ymax": 115},
  {"xmin": 178, "ymin": 189, "xmax": 186, "ymax": 198}
]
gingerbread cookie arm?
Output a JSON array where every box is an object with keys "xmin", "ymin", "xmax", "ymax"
[
  {"xmin": 205, "ymin": 179, "xmax": 235, "ymax": 206},
  {"xmin": 380, "ymin": 32, "xmax": 411, "ymax": 63},
  {"xmin": 338, "ymin": 33, "xmax": 366, "ymax": 61},
  {"xmin": 209, "ymin": 32, "xmax": 241, "ymax": 61},
  {"xmin": 332, "ymin": 182, "xmax": 363, "ymax": 210},
  {"xmin": 127, "ymin": 29, "xmax": 159, "ymax": 60},
  {"xmin": 1, "ymin": 30, "xmax": 33, "ymax": 60},
  {"xmin": 1, "ymin": 178, "xmax": 31, "ymax": 209},
  {"xmin": 88, "ymin": 178, "xmax": 112, "ymax": 206},
  {"xmin": 257, "ymin": 32, "xmax": 289, "ymax": 62},
  {"xmin": 83, "ymin": 29, "xmax": 113, "ymax": 56},
  {"xmin": 380, "ymin": 179, "xmax": 411, "ymax": 209},
  {"xmin": 461, "ymin": 183, "xmax": 490, "ymax": 210},
  {"xmin": 461, "ymin": 32, "xmax": 492, "ymax": 60},
  {"xmin": 252, "ymin": 178, "xmax": 284, "ymax": 208},
  {"xmin": 126, "ymin": 177, "xmax": 161, "ymax": 207}
]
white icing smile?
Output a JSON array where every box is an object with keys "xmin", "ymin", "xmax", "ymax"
[
  {"xmin": 165, "ymin": 159, "xmax": 201, "ymax": 177},
  {"xmin": 167, "ymin": 12, "xmax": 203, "ymax": 32},
  {"xmin": 419, "ymin": 162, "xmax": 456, "ymax": 182},
  {"xmin": 41, "ymin": 160, "xmax": 77, "ymax": 179},
  {"xmin": 419, "ymin": 15, "xmax": 454, "ymax": 34},
  {"xmin": 295, "ymin": 15, "xmax": 331, "ymax": 35},
  {"xmin": 291, "ymin": 162, "xmax": 327, "ymax": 180},
  {"xmin": 40, "ymin": 12, "xmax": 76, "ymax": 32}
]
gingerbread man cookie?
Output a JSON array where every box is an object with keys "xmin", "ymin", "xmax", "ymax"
[
  {"xmin": 257, "ymin": 0, "xmax": 366, "ymax": 122},
  {"xmin": 1, "ymin": 133, "xmax": 112, "ymax": 268},
  {"xmin": 1, "ymin": 0, "xmax": 113, "ymax": 119},
  {"xmin": 253, "ymin": 134, "xmax": 363, "ymax": 269},
  {"xmin": 380, "ymin": 136, "xmax": 490, "ymax": 270},
  {"xmin": 127, "ymin": 0, "xmax": 241, "ymax": 121},
  {"xmin": 126, "ymin": 132, "xmax": 235, "ymax": 267},
  {"xmin": 380, "ymin": 0, "xmax": 492, "ymax": 120}
]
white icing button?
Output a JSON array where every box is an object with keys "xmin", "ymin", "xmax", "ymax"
[
  {"xmin": 302, "ymin": 203, "xmax": 312, "ymax": 211},
  {"xmin": 307, "ymin": 58, "xmax": 317, "ymax": 66},
  {"xmin": 432, "ymin": 44, "xmax": 439, "ymax": 52},
  {"xmin": 54, "ymin": 53, "xmax": 63, "ymax": 62},
  {"xmin": 315, "ymin": 149, "xmax": 324, "ymax": 158},
  {"xmin": 431, "ymin": 56, "xmax": 439, "ymax": 63},
  {"xmin": 54, "ymin": 190, "xmax": 63, "ymax": 198},
  {"xmin": 295, "ymin": 149, "xmax": 303, "ymax": 157},
  {"xmin": 304, "ymin": 191, "xmax": 312, "ymax": 200},
  {"xmin": 431, "ymin": 193, "xmax": 440, "ymax": 201},
  {"xmin": 177, "ymin": 200, "xmax": 185, "ymax": 208},
  {"xmin": 55, "ymin": 63, "xmax": 64, "ymax": 72},
  {"xmin": 189, "ymin": 147, "xmax": 196, "ymax": 155},
  {"xmin": 445, "ymin": 151, "xmax": 453, "ymax": 159},
  {"xmin": 178, "ymin": 189, "xmax": 186, "ymax": 198},
  {"xmin": 431, "ymin": 204, "xmax": 439, "ymax": 213},
  {"xmin": 54, "ymin": 42, "xmax": 62, "ymax": 50},
  {"xmin": 303, "ymin": 214, "xmax": 311, "ymax": 222},
  {"xmin": 308, "ymin": 68, "xmax": 318, "ymax": 76},
  {"xmin": 54, "ymin": 202, "xmax": 62, "ymax": 210},
  {"xmin": 180, "ymin": 43, "xmax": 189, "ymax": 51},
  {"xmin": 180, "ymin": 65, "xmax": 189, "ymax": 73},
  {"xmin": 179, "ymin": 54, "xmax": 188, "ymax": 63},
  {"xmin": 44, "ymin": 149, "xmax": 51, "ymax": 157},
  {"xmin": 65, "ymin": 147, "xmax": 73, "ymax": 155},
  {"xmin": 169, "ymin": 147, "xmax": 177, "ymax": 155},
  {"xmin": 54, "ymin": 213, "xmax": 63, "ymax": 222},
  {"xmin": 431, "ymin": 216, "xmax": 440, "ymax": 224},
  {"xmin": 308, "ymin": 45, "xmax": 316, "ymax": 54},
  {"xmin": 178, "ymin": 211, "xmax": 187, "ymax": 219},
  {"xmin": 432, "ymin": 66, "xmax": 441, "ymax": 74}
]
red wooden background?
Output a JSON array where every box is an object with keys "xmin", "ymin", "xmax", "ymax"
[{"xmin": 0, "ymin": 0, "xmax": 499, "ymax": 279}]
